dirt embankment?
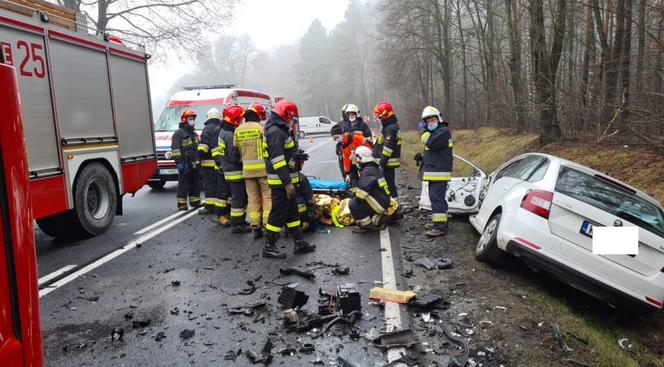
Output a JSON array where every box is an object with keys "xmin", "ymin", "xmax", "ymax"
[{"xmin": 396, "ymin": 128, "xmax": 664, "ymax": 367}]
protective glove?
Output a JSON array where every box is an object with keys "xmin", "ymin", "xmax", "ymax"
[
  {"xmin": 176, "ymin": 162, "xmax": 185, "ymax": 172},
  {"xmin": 288, "ymin": 158, "xmax": 296, "ymax": 169},
  {"xmin": 417, "ymin": 121, "xmax": 426, "ymax": 134},
  {"xmin": 414, "ymin": 152, "xmax": 423, "ymax": 167},
  {"xmin": 285, "ymin": 183, "xmax": 296, "ymax": 200}
]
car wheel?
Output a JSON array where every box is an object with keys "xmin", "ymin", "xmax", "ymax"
[
  {"xmin": 298, "ymin": 130, "xmax": 306, "ymax": 139},
  {"xmin": 475, "ymin": 213, "xmax": 503, "ymax": 263},
  {"xmin": 148, "ymin": 180, "xmax": 166, "ymax": 190}
]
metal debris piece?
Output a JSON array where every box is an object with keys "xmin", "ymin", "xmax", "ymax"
[
  {"xmin": 179, "ymin": 329, "xmax": 195, "ymax": 340},
  {"xmin": 224, "ymin": 349, "xmax": 242, "ymax": 361},
  {"xmin": 552, "ymin": 324, "xmax": 573, "ymax": 352},
  {"xmin": 279, "ymin": 267, "xmax": 316, "ymax": 280},
  {"xmin": 246, "ymin": 339, "xmax": 273, "ymax": 364},
  {"xmin": 111, "ymin": 327, "xmax": 124, "ymax": 341},
  {"xmin": 562, "ymin": 358, "xmax": 591, "ymax": 367},
  {"xmin": 132, "ymin": 319, "xmax": 151, "ymax": 329}
]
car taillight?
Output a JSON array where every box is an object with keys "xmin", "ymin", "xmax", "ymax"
[{"xmin": 521, "ymin": 190, "xmax": 554, "ymax": 219}]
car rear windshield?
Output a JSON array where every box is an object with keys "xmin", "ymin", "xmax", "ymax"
[
  {"xmin": 555, "ymin": 166, "xmax": 664, "ymax": 238},
  {"xmin": 154, "ymin": 105, "xmax": 218, "ymax": 131}
]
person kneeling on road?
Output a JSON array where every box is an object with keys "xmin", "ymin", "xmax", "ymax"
[
  {"xmin": 172, "ymin": 109, "xmax": 201, "ymax": 210},
  {"xmin": 263, "ymin": 99, "xmax": 316, "ymax": 258},
  {"xmin": 349, "ymin": 146, "xmax": 393, "ymax": 233},
  {"xmin": 419, "ymin": 106, "xmax": 453, "ymax": 237},
  {"xmin": 295, "ymin": 167, "xmax": 316, "ymax": 233}
]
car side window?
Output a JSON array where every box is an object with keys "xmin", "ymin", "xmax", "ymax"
[
  {"xmin": 495, "ymin": 160, "xmax": 522, "ymax": 181},
  {"xmin": 527, "ymin": 159, "xmax": 550, "ymax": 182},
  {"xmin": 501, "ymin": 155, "xmax": 546, "ymax": 180}
]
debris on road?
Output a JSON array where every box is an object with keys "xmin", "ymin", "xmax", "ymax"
[
  {"xmin": 281, "ymin": 309, "xmax": 298, "ymax": 324},
  {"xmin": 314, "ymin": 310, "xmax": 363, "ymax": 338},
  {"xmin": 369, "ymin": 287, "xmax": 416, "ymax": 304},
  {"xmin": 561, "ymin": 357, "xmax": 591, "ymax": 367},
  {"xmin": 278, "ymin": 284, "xmax": 309, "ymax": 309},
  {"xmin": 179, "ymin": 329, "xmax": 195, "ymax": 340},
  {"xmin": 433, "ymin": 321, "xmax": 469, "ymax": 367},
  {"xmin": 224, "ymin": 349, "xmax": 241, "ymax": 361},
  {"xmin": 331, "ymin": 266, "xmax": 350, "ymax": 276},
  {"xmin": 171, "ymin": 280, "xmax": 181, "ymax": 287},
  {"xmin": 382, "ymin": 353, "xmax": 419, "ymax": 367},
  {"xmin": 408, "ymin": 293, "xmax": 444, "ymax": 311},
  {"xmin": 111, "ymin": 327, "xmax": 124, "ymax": 341},
  {"xmin": 279, "ymin": 267, "xmax": 316, "ymax": 280},
  {"xmin": 336, "ymin": 283, "xmax": 362, "ymax": 313},
  {"xmin": 227, "ymin": 302, "xmax": 267, "ymax": 316},
  {"xmin": 131, "ymin": 319, "xmax": 151, "ymax": 329},
  {"xmin": 414, "ymin": 257, "xmax": 454, "ymax": 270},
  {"xmin": 365, "ymin": 328, "xmax": 415, "ymax": 349},
  {"xmin": 238, "ymin": 280, "xmax": 257, "ymax": 295},
  {"xmin": 246, "ymin": 339, "xmax": 273, "ymax": 364},
  {"xmin": 170, "ymin": 307, "xmax": 180, "ymax": 315},
  {"xmin": 552, "ymin": 324, "xmax": 573, "ymax": 352},
  {"xmin": 154, "ymin": 331, "xmax": 166, "ymax": 342}
]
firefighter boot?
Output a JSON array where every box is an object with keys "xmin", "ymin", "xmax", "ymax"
[
  {"xmin": 217, "ymin": 215, "xmax": 231, "ymax": 227},
  {"xmin": 293, "ymin": 239, "xmax": 316, "ymax": 254},
  {"xmin": 253, "ymin": 228, "xmax": 263, "ymax": 239},
  {"xmin": 426, "ymin": 228, "xmax": 448, "ymax": 237},
  {"xmin": 262, "ymin": 231, "xmax": 286, "ymax": 259},
  {"xmin": 231, "ymin": 222, "xmax": 252, "ymax": 234}
]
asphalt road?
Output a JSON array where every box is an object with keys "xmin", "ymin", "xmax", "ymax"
[{"xmin": 37, "ymin": 136, "xmax": 402, "ymax": 366}]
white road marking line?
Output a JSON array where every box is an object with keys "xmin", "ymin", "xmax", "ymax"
[
  {"xmin": 134, "ymin": 210, "xmax": 188, "ymax": 235},
  {"xmin": 304, "ymin": 138, "xmax": 332, "ymax": 154},
  {"xmin": 39, "ymin": 210, "xmax": 199, "ymax": 298},
  {"xmin": 379, "ymin": 228, "xmax": 406, "ymax": 362},
  {"xmin": 38, "ymin": 264, "xmax": 76, "ymax": 287}
]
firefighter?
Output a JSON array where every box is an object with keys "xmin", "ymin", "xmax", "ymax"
[
  {"xmin": 341, "ymin": 104, "xmax": 372, "ymax": 138},
  {"xmin": 263, "ymin": 99, "xmax": 316, "ymax": 258},
  {"xmin": 171, "ymin": 109, "xmax": 201, "ymax": 210},
  {"xmin": 217, "ymin": 104, "xmax": 251, "ymax": 234},
  {"xmin": 234, "ymin": 102, "xmax": 271, "ymax": 239},
  {"xmin": 349, "ymin": 146, "xmax": 392, "ymax": 233},
  {"xmin": 419, "ymin": 106, "xmax": 453, "ymax": 237},
  {"xmin": 340, "ymin": 130, "xmax": 373, "ymax": 187},
  {"xmin": 197, "ymin": 108, "xmax": 222, "ymax": 214},
  {"xmin": 335, "ymin": 104, "xmax": 350, "ymax": 182},
  {"xmin": 372, "ymin": 102, "xmax": 401, "ymax": 198}
]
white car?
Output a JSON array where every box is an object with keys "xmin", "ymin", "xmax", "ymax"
[
  {"xmin": 469, "ymin": 153, "xmax": 664, "ymax": 313},
  {"xmin": 297, "ymin": 116, "xmax": 334, "ymax": 137},
  {"xmin": 419, "ymin": 155, "xmax": 487, "ymax": 214}
]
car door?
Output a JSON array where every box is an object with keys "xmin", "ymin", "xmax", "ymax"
[
  {"xmin": 475, "ymin": 155, "xmax": 548, "ymax": 227},
  {"xmin": 419, "ymin": 155, "xmax": 486, "ymax": 213},
  {"xmin": 316, "ymin": 116, "xmax": 332, "ymax": 134}
]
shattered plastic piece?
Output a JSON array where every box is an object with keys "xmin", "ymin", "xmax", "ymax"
[
  {"xmin": 111, "ymin": 327, "xmax": 124, "ymax": 341},
  {"xmin": 434, "ymin": 322, "xmax": 469, "ymax": 367},
  {"xmin": 414, "ymin": 257, "xmax": 436, "ymax": 270},
  {"xmin": 278, "ymin": 284, "xmax": 309, "ymax": 309},
  {"xmin": 422, "ymin": 313, "xmax": 432, "ymax": 323},
  {"xmin": 332, "ymin": 267, "xmax": 350, "ymax": 276},
  {"xmin": 279, "ymin": 267, "xmax": 316, "ymax": 280},
  {"xmin": 336, "ymin": 356, "xmax": 358, "ymax": 367},
  {"xmin": 154, "ymin": 331, "xmax": 166, "ymax": 342},
  {"xmin": 123, "ymin": 312, "xmax": 134, "ymax": 321},
  {"xmin": 227, "ymin": 302, "xmax": 267, "ymax": 316},
  {"xmin": 383, "ymin": 353, "xmax": 419, "ymax": 367},
  {"xmin": 408, "ymin": 293, "xmax": 443, "ymax": 310},
  {"xmin": 336, "ymin": 283, "xmax": 361, "ymax": 314},
  {"xmin": 367, "ymin": 328, "xmax": 416, "ymax": 349},
  {"xmin": 282, "ymin": 309, "xmax": 298, "ymax": 324},
  {"xmin": 238, "ymin": 280, "xmax": 257, "ymax": 295},
  {"xmin": 170, "ymin": 307, "xmax": 180, "ymax": 315},
  {"xmin": 369, "ymin": 287, "xmax": 416, "ymax": 304},
  {"xmin": 132, "ymin": 319, "xmax": 151, "ymax": 329},
  {"xmin": 618, "ymin": 338, "xmax": 634, "ymax": 353},
  {"xmin": 224, "ymin": 349, "xmax": 241, "ymax": 361},
  {"xmin": 179, "ymin": 329, "xmax": 195, "ymax": 340},
  {"xmin": 246, "ymin": 339, "xmax": 273, "ymax": 364},
  {"xmin": 171, "ymin": 280, "xmax": 181, "ymax": 287},
  {"xmin": 552, "ymin": 324, "xmax": 573, "ymax": 352}
]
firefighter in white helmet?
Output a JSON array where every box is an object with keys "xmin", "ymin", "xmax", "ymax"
[{"xmin": 349, "ymin": 145, "xmax": 393, "ymax": 232}]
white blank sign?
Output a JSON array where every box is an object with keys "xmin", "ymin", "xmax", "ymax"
[{"xmin": 592, "ymin": 227, "xmax": 638, "ymax": 255}]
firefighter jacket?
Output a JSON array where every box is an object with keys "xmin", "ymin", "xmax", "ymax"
[
  {"xmin": 215, "ymin": 122, "xmax": 243, "ymax": 182},
  {"xmin": 341, "ymin": 117, "xmax": 372, "ymax": 138},
  {"xmin": 295, "ymin": 172, "xmax": 314, "ymax": 215},
  {"xmin": 420, "ymin": 124, "xmax": 453, "ymax": 181},
  {"xmin": 171, "ymin": 124, "xmax": 199, "ymax": 168},
  {"xmin": 234, "ymin": 120, "xmax": 267, "ymax": 179},
  {"xmin": 372, "ymin": 115, "xmax": 401, "ymax": 169},
  {"xmin": 196, "ymin": 118, "xmax": 222, "ymax": 169},
  {"xmin": 264, "ymin": 112, "xmax": 299, "ymax": 188},
  {"xmin": 353, "ymin": 163, "xmax": 391, "ymax": 214},
  {"xmin": 341, "ymin": 131, "xmax": 373, "ymax": 175}
]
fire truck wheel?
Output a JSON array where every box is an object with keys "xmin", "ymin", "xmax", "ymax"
[
  {"xmin": 36, "ymin": 214, "xmax": 70, "ymax": 238},
  {"xmin": 147, "ymin": 180, "xmax": 166, "ymax": 190},
  {"xmin": 72, "ymin": 163, "xmax": 117, "ymax": 236}
]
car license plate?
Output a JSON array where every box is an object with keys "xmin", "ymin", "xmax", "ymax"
[
  {"xmin": 160, "ymin": 168, "xmax": 178, "ymax": 175},
  {"xmin": 580, "ymin": 220, "xmax": 593, "ymax": 237}
]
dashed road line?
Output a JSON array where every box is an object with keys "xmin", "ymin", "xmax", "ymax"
[
  {"xmin": 39, "ymin": 209, "xmax": 199, "ymax": 298},
  {"xmin": 379, "ymin": 227, "xmax": 407, "ymax": 362},
  {"xmin": 134, "ymin": 209, "xmax": 188, "ymax": 235},
  {"xmin": 38, "ymin": 264, "xmax": 76, "ymax": 287}
]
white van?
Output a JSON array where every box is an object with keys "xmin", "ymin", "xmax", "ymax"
[
  {"xmin": 148, "ymin": 85, "xmax": 273, "ymax": 189},
  {"xmin": 298, "ymin": 116, "xmax": 334, "ymax": 137}
]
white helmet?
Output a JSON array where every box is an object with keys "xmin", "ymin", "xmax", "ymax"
[
  {"xmin": 354, "ymin": 146, "xmax": 374, "ymax": 165},
  {"xmin": 345, "ymin": 104, "xmax": 360, "ymax": 114},
  {"xmin": 206, "ymin": 107, "xmax": 221, "ymax": 120},
  {"xmin": 421, "ymin": 106, "xmax": 441, "ymax": 122}
]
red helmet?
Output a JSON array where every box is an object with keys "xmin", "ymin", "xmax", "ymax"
[
  {"xmin": 273, "ymin": 99, "xmax": 299, "ymax": 122},
  {"xmin": 223, "ymin": 104, "xmax": 245, "ymax": 127},
  {"xmin": 373, "ymin": 102, "xmax": 394, "ymax": 121},
  {"xmin": 247, "ymin": 102, "xmax": 267, "ymax": 121},
  {"xmin": 181, "ymin": 109, "xmax": 197, "ymax": 123}
]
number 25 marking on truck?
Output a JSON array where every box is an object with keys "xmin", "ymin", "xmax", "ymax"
[{"xmin": 0, "ymin": 40, "xmax": 45, "ymax": 78}]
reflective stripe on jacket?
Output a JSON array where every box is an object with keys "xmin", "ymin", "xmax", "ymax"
[
  {"xmin": 264, "ymin": 112, "xmax": 297, "ymax": 187},
  {"xmin": 420, "ymin": 125, "xmax": 453, "ymax": 181},
  {"xmin": 217, "ymin": 123, "xmax": 243, "ymax": 181},
  {"xmin": 234, "ymin": 121, "xmax": 267, "ymax": 178},
  {"xmin": 372, "ymin": 115, "xmax": 401, "ymax": 168}
]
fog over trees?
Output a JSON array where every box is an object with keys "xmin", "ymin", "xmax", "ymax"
[{"xmin": 158, "ymin": 0, "xmax": 664, "ymax": 148}]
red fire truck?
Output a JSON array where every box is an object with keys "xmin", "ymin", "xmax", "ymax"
[
  {"xmin": 0, "ymin": 60, "xmax": 44, "ymax": 366},
  {"xmin": 0, "ymin": 0, "xmax": 157, "ymax": 239}
]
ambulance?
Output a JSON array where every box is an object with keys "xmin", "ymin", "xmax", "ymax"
[{"xmin": 148, "ymin": 85, "xmax": 273, "ymax": 189}]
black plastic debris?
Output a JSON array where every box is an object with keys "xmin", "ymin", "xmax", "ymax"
[
  {"xmin": 111, "ymin": 327, "xmax": 124, "ymax": 341},
  {"xmin": 336, "ymin": 284, "xmax": 361, "ymax": 314},
  {"xmin": 367, "ymin": 328, "xmax": 415, "ymax": 349},
  {"xmin": 279, "ymin": 267, "xmax": 315, "ymax": 280},
  {"xmin": 383, "ymin": 353, "xmax": 419, "ymax": 367},
  {"xmin": 336, "ymin": 356, "xmax": 358, "ymax": 367},
  {"xmin": 154, "ymin": 331, "xmax": 166, "ymax": 342},
  {"xmin": 314, "ymin": 311, "xmax": 363, "ymax": 338},
  {"xmin": 318, "ymin": 288, "xmax": 334, "ymax": 315},
  {"xmin": 246, "ymin": 339, "xmax": 273, "ymax": 365},
  {"xmin": 414, "ymin": 257, "xmax": 436, "ymax": 270},
  {"xmin": 179, "ymin": 329, "xmax": 195, "ymax": 340},
  {"xmin": 278, "ymin": 284, "xmax": 309, "ymax": 309},
  {"xmin": 552, "ymin": 324, "xmax": 573, "ymax": 352},
  {"xmin": 171, "ymin": 280, "xmax": 181, "ymax": 287},
  {"xmin": 408, "ymin": 293, "xmax": 444, "ymax": 311},
  {"xmin": 414, "ymin": 257, "xmax": 454, "ymax": 270},
  {"xmin": 287, "ymin": 313, "xmax": 338, "ymax": 333},
  {"xmin": 332, "ymin": 267, "xmax": 350, "ymax": 276},
  {"xmin": 238, "ymin": 280, "xmax": 257, "ymax": 295},
  {"xmin": 224, "ymin": 349, "xmax": 242, "ymax": 361},
  {"xmin": 123, "ymin": 312, "xmax": 134, "ymax": 321},
  {"xmin": 299, "ymin": 343, "xmax": 315, "ymax": 353},
  {"xmin": 170, "ymin": 307, "xmax": 180, "ymax": 315},
  {"xmin": 228, "ymin": 302, "xmax": 267, "ymax": 316},
  {"xmin": 132, "ymin": 319, "xmax": 151, "ymax": 329},
  {"xmin": 434, "ymin": 322, "xmax": 469, "ymax": 367}
]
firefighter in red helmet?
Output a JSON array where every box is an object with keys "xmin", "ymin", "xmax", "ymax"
[
  {"xmin": 372, "ymin": 102, "xmax": 401, "ymax": 199},
  {"xmin": 171, "ymin": 109, "xmax": 201, "ymax": 210},
  {"xmin": 262, "ymin": 99, "xmax": 316, "ymax": 258}
]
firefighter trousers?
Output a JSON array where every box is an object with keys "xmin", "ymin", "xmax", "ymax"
[
  {"xmin": 228, "ymin": 180, "xmax": 248, "ymax": 226},
  {"xmin": 200, "ymin": 167, "xmax": 217, "ymax": 211},
  {"xmin": 349, "ymin": 165, "xmax": 360, "ymax": 188},
  {"xmin": 177, "ymin": 169, "xmax": 201, "ymax": 208},
  {"xmin": 428, "ymin": 181, "xmax": 449, "ymax": 232},
  {"xmin": 383, "ymin": 167, "xmax": 398, "ymax": 198},
  {"xmin": 215, "ymin": 171, "xmax": 230, "ymax": 217},
  {"xmin": 245, "ymin": 177, "xmax": 271, "ymax": 229},
  {"xmin": 266, "ymin": 187, "xmax": 303, "ymax": 241},
  {"xmin": 349, "ymin": 198, "xmax": 376, "ymax": 227}
]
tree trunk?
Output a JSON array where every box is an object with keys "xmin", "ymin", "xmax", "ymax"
[
  {"xmin": 455, "ymin": 0, "xmax": 469, "ymax": 127},
  {"xmin": 635, "ymin": 0, "xmax": 646, "ymax": 90},
  {"xmin": 581, "ymin": 0, "xmax": 594, "ymax": 131},
  {"xmin": 618, "ymin": 0, "xmax": 633, "ymax": 122},
  {"xmin": 506, "ymin": 0, "xmax": 527, "ymax": 129}
]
